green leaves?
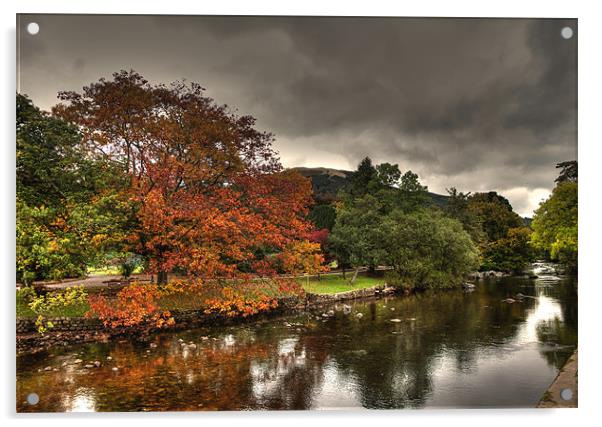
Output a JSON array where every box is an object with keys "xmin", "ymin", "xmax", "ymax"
[
  {"xmin": 480, "ymin": 227, "xmax": 534, "ymax": 272},
  {"xmin": 382, "ymin": 209, "xmax": 479, "ymax": 290},
  {"xmin": 531, "ymin": 181, "xmax": 578, "ymax": 272},
  {"xmin": 16, "ymin": 94, "xmax": 133, "ymax": 282}
]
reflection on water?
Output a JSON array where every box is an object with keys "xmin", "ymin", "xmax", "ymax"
[{"xmin": 17, "ymin": 266, "xmax": 577, "ymax": 411}]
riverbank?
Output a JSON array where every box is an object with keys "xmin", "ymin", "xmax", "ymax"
[
  {"xmin": 538, "ymin": 350, "xmax": 578, "ymax": 408},
  {"xmin": 17, "ymin": 273, "xmax": 578, "ymax": 411},
  {"xmin": 17, "ymin": 284, "xmax": 396, "ymax": 355}
]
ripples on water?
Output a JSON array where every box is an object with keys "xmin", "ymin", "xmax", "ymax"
[{"xmin": 17, "ymin": 265, "xmax": 577, "ymax": 412}]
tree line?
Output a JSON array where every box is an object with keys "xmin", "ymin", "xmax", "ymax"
[
  {"xmin": 311, "ymin": 157, "xmax": 578, "ymax": 289},
  {"xmin": 16, "ymin": 70, "xmax": 578, "ymax": 295}
]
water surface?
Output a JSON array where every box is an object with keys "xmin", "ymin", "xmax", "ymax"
[{"xmin": 17, "ymin": 264, "xmax": 577, "ymax": 411}]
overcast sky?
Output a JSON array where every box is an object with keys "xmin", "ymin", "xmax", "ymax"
[{"xmin": 17, "ymin": 15, "xmax": 577, "ymax": 216}]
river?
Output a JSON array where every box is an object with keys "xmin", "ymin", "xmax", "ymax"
[{"xmin": 16, "ymin": 263, "xmax": 577, "ymax": 411}]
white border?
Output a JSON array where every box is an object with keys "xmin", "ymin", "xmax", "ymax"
[{"xmin": 2, "ymin": 1, "xmax": 602, "ymax": 426}]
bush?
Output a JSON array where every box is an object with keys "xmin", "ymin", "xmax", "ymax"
[
  {"xmin": 480, "ymin": 227, "xmax": 534, "ymax": 273},
  {"xmin": 87, "ymin": 282, "xmax": 174, "ymax": 328},
  {"xmin": 28, "ymin": 286, "xmax": 89, "ymax": 333},
  {"xmin": 382, "ymin": 209, "xmax": 479, "ymax": 291}
]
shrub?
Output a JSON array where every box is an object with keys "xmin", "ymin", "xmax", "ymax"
[
  {"xmin": 87, "ymin": 282, "xmax": 174, "ymax": 328},
  {"xmin": 480, "ymin": 227, "xmax": 534, "ymax": 273},
  {"xmin": 28, "ymin": 286, "xmax": 88, "ymax": 333},
  {"xmin": 382, "ymin": 209, "xmax": 479, "ymax": 291}
]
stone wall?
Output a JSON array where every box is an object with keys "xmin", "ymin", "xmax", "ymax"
[
  {"xmin": 16, "ymin": 317, "xmax": 104, "ymax": 334},
  {"xmin": 305, "ymin": 285, "xmax": 395, "ymax": 304},
  {"xmin": 16, "ymin": 288, "xmax": 394, "ymax": 354}
]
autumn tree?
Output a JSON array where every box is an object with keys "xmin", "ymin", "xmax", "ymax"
[{"xmin": 54, "ymin": 71, "xmax": 321, "ymax": 285}]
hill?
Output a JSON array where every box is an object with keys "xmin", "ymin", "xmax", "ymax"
[
  {"xmin": 291, "ymin": 166, "xmax": 532, "ymax": 227},
  {"xmin": 291, "ymin": 166, "xmax": 450, "ymax": 206},
  {"xmin": 292, "ymin": 167, "xmax": 352, "ymax": 202}
]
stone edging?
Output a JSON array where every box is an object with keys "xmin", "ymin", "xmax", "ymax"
[
  {"xmin": 17, "ymin": 285, "xmax": 395, "ymax": 354},
  {"xmin": 537, "ymin": 350, "xmax": 578, "ymax": 408}
]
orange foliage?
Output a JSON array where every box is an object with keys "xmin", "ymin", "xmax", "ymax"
[
  {"xmin": 279, "ymin": 240, "xmax": 328, "ymax": 276},
  {"xmin": 56, "ymin": 71, "xmax": 327, "ymax": 322},
  {"xmin": 54, "ymin": 71, "xmax": 321, "ymax": 281},
  {"xmin": 204, "ymin": 286, "xmax": 279, "ymax": 318},
  {"xmin": 87, "ymin": 283, "xmax": 175, "ymax": 328}
]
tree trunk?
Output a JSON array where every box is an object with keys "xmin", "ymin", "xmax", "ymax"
[
  {"xmin": 349, "ymin": 267, "xmax": 360, "ymax": 284},
  {"xmin": 342, "ymin": 267, "xmax": 346, "ymax": 279},
  {"xmin": 157, "ymin": 271, "xmax": 168, "ymax": 285}
]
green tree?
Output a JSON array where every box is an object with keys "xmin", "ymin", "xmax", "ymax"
[
  {"xmin": 16, "ymin": 94, "xmax": 131, "ymax": 282},
  {"xmin": 555, "ymin": 160, "xmax": 577, "ymax": 184},
  {"xmin": 397, "ymin": 170, "xmax": 429, "ymax": 213},
  {"xmin": 382, "ymin": 209, "xmax": 479, "ymax": 291},
  {"xmin": 375, "ymin": 162, "xmax": 402, "ymax": 187},
  {"xmin": 329, "ymin": 194, "xmax": 388, "ymax": 280},
  {"xmin": 467, "ymin": 192, "xmax": 523, "ymax": 242},
  {"xmin": 480, "ymin": 227, "xmax": 535, "ymax": 272},
  {"xmin": 308, "ymin": 204, "xmax": 337, "ymax": 230},
  {"xmin": 346, "ymin": 157, "xmax": 378, "ymax": 197},
  {"xmin": 531, "ymin": 181, "xmax": 578, "ymax": 272},
  {"xmin": 444, "ymin": 187, "xmax": 485, "ymax": 244}
]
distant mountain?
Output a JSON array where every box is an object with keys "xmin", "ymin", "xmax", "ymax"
[
  {"xmin": 292, "ymin": 167, "xmax": 352, "ymax": 202},
  {"xmin": 291, "ymin": 166, "xmax": 450, "ymax": 206},
  {"xmin": 291, "ymin": 167, "xmax": 533, "ymax": 227}
]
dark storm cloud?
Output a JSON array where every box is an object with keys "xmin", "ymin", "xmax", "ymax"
[{"xmin": 17, "ymin": 15, "xmax": 577, "ymax": 215}]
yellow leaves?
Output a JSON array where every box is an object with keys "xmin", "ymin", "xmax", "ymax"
[
  {"xmin": 29, "ymin": 286, "xmax": 89, "ymax": 333},
  {"xmin": 90, "ymin": 233, "xmax": 109, "ymax": 247},
  {"xmin": 279, "ymin": 240, "xmax": 327, "ymax": 276},
  {"xmin": 48, "ymin": 240, "xmax": 60, "ymax": 253}
]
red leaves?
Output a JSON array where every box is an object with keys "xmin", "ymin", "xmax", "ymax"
[
  {"xmin": 87, "ymin": 283, "xmax": 174, "ymax": 329},
  {"xmin": 309, "ymin": 228, "xmax": 329, "ymax": 247}
]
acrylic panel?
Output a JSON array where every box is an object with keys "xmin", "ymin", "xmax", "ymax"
[{"xmin": 16, "ymin": 15, "xmax": 578, "ymax": 412}]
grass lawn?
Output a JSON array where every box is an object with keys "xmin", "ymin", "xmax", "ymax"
[
  {"xmin": 87, "ymin": 265, "xmax": 144, "ymax": 276},
  {"xmin": 300, "ymin": 273, "xmax": 384, "ymax": 294},
  {"xmin": 16, "ymin": 294, "xmax": 90, "ymax": 318}
]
